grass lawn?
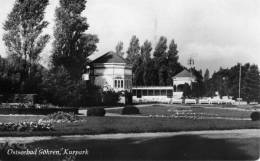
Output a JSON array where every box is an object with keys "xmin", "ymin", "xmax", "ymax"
[
  {"xmin": 0, "ymin": 116, "xmax": 259, "ymax": 137},
  {"xmin": 106, "ymin": 104, "xmax": 255, "ymax": 118}
]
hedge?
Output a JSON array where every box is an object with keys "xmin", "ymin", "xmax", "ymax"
[
  {"xmin": 122, "ymin": 106, "xmax": 140, "ymax": 115},
  {"xmin": 87, "ymin": 107, "xmax": 106, "ymax": 116},
  {"xmin": 250, "ymin": 111, "xmax": 260, "ymax": 121}
]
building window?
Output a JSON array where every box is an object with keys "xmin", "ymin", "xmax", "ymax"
[
  {"xmin": 161, "ymin": 90, "xmax": 166, "ymax": 96},
  {"xmin": 121, "ymin": 80, "xmax": 123, "ymax": 88},
  {"xmin": 154, "ymin": 90, "xmax": 160, "ymax": 96},
  {"xmin": 133, "ymin": 90, "xmax": 137, "ymax": 96},
  {"xmin": 148, "ymin": 90, "xmax": 154, "ymax": 96},
  {"xmin": 137, "ymin": 90, "xmax": 142, "ymax": 98},
  {"xmin": 114, "ymin": 79, "xmax": 124, "ymax": 89},
  {"xmin": 114, "ymin": 80, "xmax": 117, "ymax": 88},
  {"xmin": 142, "ymin": 90, "xmax": 148, "ymax": 96}
]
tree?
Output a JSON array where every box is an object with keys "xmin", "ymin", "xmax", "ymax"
[
  {"xmin": 115, "ymin": 41, "xmax": 124, "ymax": 57},
  {"xmin": 205, "ymin": 63, "xmax": 260, "ymax": 102},
  {"xmin": 52, "ymin": 0, "xmax": 98, "ymax": 79},
  {"xmin": 153, "ymin": 36, "xmax": 168, "ymax": 86},
  {"xmin": 126, "ymin": 35, "xmax": 141, "ymax": 85},
  {"xmin": 140, "ymin": 40, "xmax": 153, "ymax": 86},
  {"xmin": 243, "ymin": 65, "xmax": 260, "ymax": 102},
  {"xmin": 126, "ymin": 35, "xmax": 140, "ymax": 64},
  {"xmin": 166, "ymin": 39, "xmax": 182, "ymax": 85},
  {"xmin": 204, "ymin": 69, "xmax": 210, "ymax": 82},
  {"xmin": 3, "ymin": 0, "xmax": 50, "ymax": 91},
  {"xmin": 203, "ymin": 68, "xmax": 210, "ymax": 96}
]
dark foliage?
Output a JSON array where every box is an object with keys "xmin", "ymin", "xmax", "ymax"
[
  {"xmin": 52, "ymin": 0, "xmax": 98, "ymax": 79},
  {"xmin": 39, "ymin": 66, "xmax": 102, "ymax": 107},
  {"xmin": 102, "ymin": 90, "xmax": 121, "ymax": 106},
  {"xmin": 126, "ymin": 36, "xmax": 183, "ymax": 86},
  {"xmin": 250, "ymin": 112, "xmax": 260, "ymax": 121},
  {"xmin": 204, "ymin": 63, "xmax": 260, "ymax": 102},
  {"xmin": 122, "ymin": 106, "xmax": 140, "ymax": 115},
  {"xmin": 2, "ymin": 0, "xmax": 50, "ymax": 91},
  {"xmin": 87, "ymin": 107, "xmax": 106, "ymax": 116}
]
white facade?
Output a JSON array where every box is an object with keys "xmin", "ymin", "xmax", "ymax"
[
  {"xmin": 173, "ymin": 77, "xmax": 196, "ymax": 91},
  {"xmin": 132, "ymin": 86, "xmax": 173, "ymax": 103},
  {"xmin": 92, "ymin": 63, "xmax": 132, "ymax": 92},
  {"xmin": 88, "ymin": 52, "xmax": 132, "ymax": 92}
]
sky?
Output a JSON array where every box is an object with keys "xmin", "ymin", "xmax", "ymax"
[{"xmin": 0, "ymin": 0, "xmax": 259, "ymax": 74}]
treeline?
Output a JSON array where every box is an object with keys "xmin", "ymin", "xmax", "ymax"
[
  {"xmin": 204, "ymin": 63, "xmax": 260, "ymax": 102},
  {"xmin": 116, "ymin": 36, "xmax": 205, "ymax": 97},
  {"xmin": 119, "ymin": 36, "xmax": 184, "ymax": 86}
]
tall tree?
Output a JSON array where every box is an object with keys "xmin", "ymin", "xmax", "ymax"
[
  {"xmin": 52, "ymin": 0, "xmax": 98, "ymax": 79},
  {"xmin": 126, "ymin": 35, "xmax": 140, "ymax": 65},
  {"xmin": 140, "ymin": 40, "xmax": 153, "ymax": 86},
  {"xmin": 153, "ymin": 36, "xmax": 168, "ymax": 86},
  {"xmin": 166, "ymin": 39, "xmax": 182, "ymax": 85},
  {"xmin": 115, "ymin": 41, "xmax": 124, "ymax": 57},
  {"xmin": 126, "ymin": 35, "xmax": 140, "ymax": 85},
  {"xmin": 3, "ymin": 0, "xmax": 50, "ymax": 90},
  {"xmin": 243, "ymin": 64, "xmax": 260, "ymax": 102},
  {"xmin": 204, "ymin": 69, "xmax": 210, "ymax": 82}
]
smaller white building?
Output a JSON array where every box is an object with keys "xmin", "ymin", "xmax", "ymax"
[
  {"xmin": 172, "ymin": 69, "xmax": 196, "ymax": 92},
  {"xmin": 170, "ymin": 69, "xmax": 197, "ymax": 98}
]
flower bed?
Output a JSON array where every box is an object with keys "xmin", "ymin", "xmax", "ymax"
[
  {"xmin": 40, "ymin": 111, "xmax": 82, "ymax": 123},
  {"xmin": 0, "ymin": 121, "xmax": 53, "ymax": 132},
  {"xmin": 0, "ymin": 103, "xmax": 78, "ymax": 115}
]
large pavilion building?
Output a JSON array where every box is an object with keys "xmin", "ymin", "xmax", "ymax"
[{"xmin": 87, "ymin": 51, "xmax": 132, "ymax": 92}]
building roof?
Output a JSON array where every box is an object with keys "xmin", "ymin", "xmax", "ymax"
[
  {"xmin": 88, "ymin": 51, "xmax": 126, "ymax": 64},
  {"xmin": 172, "ymin": 69, "xmax": 194, "ymax": 78}
]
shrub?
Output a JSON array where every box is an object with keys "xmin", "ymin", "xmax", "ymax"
[
  {"xmin": 41, "ymin": 111, "xmax": 82, "ymax": 123},
  {"xmin": 87, "ymin": 107, "xmax": 106, "ymax": 116},
  {"xmin": 102, "ymin": 90, "xmax": 121, "ymax": 106},
  {"xmin": 122, "ymin": 106, "xmax": 140, "ymax": 115},
  {"xmin": 250, "ymin": 111, "xmax": 260, "ymax": 121}
]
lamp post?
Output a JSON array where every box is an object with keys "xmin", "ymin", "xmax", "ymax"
[
  {"xmin": 238, "ymin": 63, "xmax": 242, "ymax": 105},
  {"xmin": 83, "ymin": 65, "xmax": 90, "ymax": 86},
  {"xmin": 187, "ymin": 57, "xmax": 195, "ymax": 90}
]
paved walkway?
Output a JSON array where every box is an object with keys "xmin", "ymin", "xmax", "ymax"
[{"xmin": 0, "ymin": 129, "xmax": 259, "ymax": 144}]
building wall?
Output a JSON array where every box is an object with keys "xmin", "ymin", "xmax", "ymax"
[
  {"xmin": 173, "ymin": 77, "xmax": 195, "ymax": 87},
  {"xmin": 92, "ymin": 63, "xmax": 132, "ymax": 92}
]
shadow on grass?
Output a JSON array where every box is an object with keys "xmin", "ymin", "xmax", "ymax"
[{"xmin": 2, "ymin": 134, "xmax": 259, "ymax": 161}]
